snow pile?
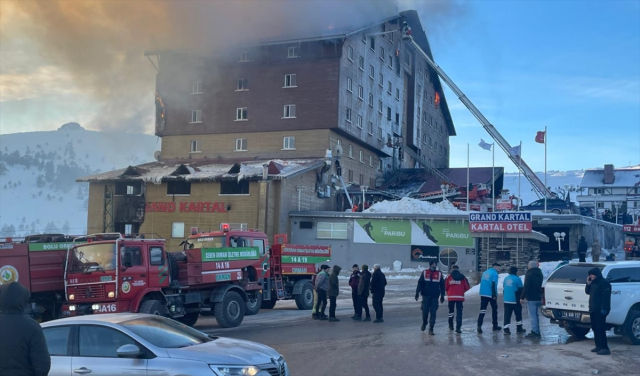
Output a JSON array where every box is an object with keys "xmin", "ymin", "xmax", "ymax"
[
  {"xmin": 466, "ymin": 273, "xmax": 524, "ymax": 296},
  {"xmin": 364, "ymin": 197, "xmax": 464, "ymax": 215}
]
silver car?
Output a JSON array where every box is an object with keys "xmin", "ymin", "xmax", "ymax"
[{"xmin": 41, "ymin": 313, "xmax": 289, "ymax": 376}]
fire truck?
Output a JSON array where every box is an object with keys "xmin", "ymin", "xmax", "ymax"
[
  {"xmin": 623, "ymin": 224, "xmax": 640, "ymax": 260},
  {"xmin": 62, "ymin": 225, "xmax": 330, "ymax": 328},
  {"xmin": 0, "ymin": 234, "xmax": 81, "ymax": 321}
]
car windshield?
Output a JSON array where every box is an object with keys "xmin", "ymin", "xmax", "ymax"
[
  {"xmin": 69, "ymin": 243, "xmax": 117, "ymax": 273},
  {"xmin": 122, "ymin": 316, "xmax": 214, "ymax": 348},
  {"xmin": 547, "ymin": 264, "xmax": 603, "ymax": 284}
]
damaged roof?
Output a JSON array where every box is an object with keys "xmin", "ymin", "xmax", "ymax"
[
  {"xmin": 382, "ymin": 167, "xmax": 504, "ymax": 197},
  {"xmin": 76, "ymin": 158, "xmax": 325, "ymax": 184}
]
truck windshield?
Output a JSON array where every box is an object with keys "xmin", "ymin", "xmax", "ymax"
[
  {"xmin": 191, "ymin": 236, "xmax": 225, "ymax": 249},
  {"xmin": 69, "ymin": 243, "xmax": 117, "ymax": 273}
]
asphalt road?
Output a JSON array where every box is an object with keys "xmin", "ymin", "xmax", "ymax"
[{"xmin": 195, "ymin": 280, "xmax": 639, "ymax": 376}]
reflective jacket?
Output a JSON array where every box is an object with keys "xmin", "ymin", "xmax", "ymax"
[{"xmin": 445, "ymin": 270, "xmax": 471, "ymax": 301}]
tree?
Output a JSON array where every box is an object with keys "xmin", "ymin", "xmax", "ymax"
[
  {"xmin": 44, "ymin": 161, "xmax": 55, "ymax": 182},
  {"xmin": 36, "ymin": 174, "xmax": 46, "ymax": 188},
  {"xmin": 62, "ymin": 221, "xmax": 70, "ymax": 234},
  {"xmin": 0, "ymin": 224, "xmax": 16, "ymax": 238},
  {"xmin": 0, "ymin": 162, "xmax": 7, "ymax": 176}
]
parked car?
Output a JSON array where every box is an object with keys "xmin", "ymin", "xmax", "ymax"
[
  {"xmin": 541, "ymin": 261, "xmax": 640, "ymax": 345},
  {"xmin": 41, "ymin": 313, "xmax": 289, "ymax": 376},
  {"xmin": 579, "ymin": 206, "xmax": 594, "ymax": 217},
  {"xmin": 519, "ymin": 198, "xmax": 574, "ymax": 214}
]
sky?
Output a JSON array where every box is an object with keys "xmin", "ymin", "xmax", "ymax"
[{"xmin": 0, "ymin": 0, "xmax": 638, "ymax": 173}]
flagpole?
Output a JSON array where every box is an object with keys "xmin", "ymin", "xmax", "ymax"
[
  {"xmin": 518, "ymin": 141, "xmax": 522, "ymax": 210},
  {"xmin": 492, "ymin": 143, "xmax": 495, "ymax": 211},
  {"xmin": 466, "ymin": 143, "xmax": 470, "ymax": 211},
  {"xmin": 544, "ymin": 126, "xmax": 548, "ymax": 212}
]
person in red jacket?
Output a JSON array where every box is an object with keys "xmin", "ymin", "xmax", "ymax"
[{"xmin": 445, "ymin": 264, "xmax": 471, "ymax": 334}]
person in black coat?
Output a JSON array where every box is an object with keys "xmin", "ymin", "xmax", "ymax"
[
  {"xmin": 577, "ymin": 236, "xmax": 588, "ymax": 262},
  {"xmin": 348, "ymin": 264, "xmax": 361, "ymax": 319},
  {"xmin": 585, "ymin": 267, "xmax": 612, "ymax": 355},
  {"xmin": 355, "ymin": 265, "xmax": 372, "ymax": 321},
  {"xmin": 370, "ymin": 264, "xmax": 387, "ymax": 323},
  {"xmin": 415, "ymin": 260, "xmax": 445, "ymax": 335},
  {"xmin": 0, "ymin": 282, "xmax": 51, "ymax": 376}
]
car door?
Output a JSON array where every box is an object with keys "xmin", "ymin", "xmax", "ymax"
[
  {"xmin": 43, "ymin": 325, "xmax": 73, "ymax": 376},
  {"xmin": 148, "ymin": 245, "xmax": 170, "ymax": 288},
  {"xmin": 120, "ymin": 244, "xmax": 149, "ymax": 298},
  {"xmin": 606, "ymin": 267, "xmax": 640, "ymax": 325},
  {"xmin": 72, "ymin": 324, "xmax": 147, "ymax": 376}
]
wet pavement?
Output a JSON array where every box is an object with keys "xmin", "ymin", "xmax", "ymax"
[{"xmin": 195, "ymin": 279, "xmax": 639, "ymax": 375}]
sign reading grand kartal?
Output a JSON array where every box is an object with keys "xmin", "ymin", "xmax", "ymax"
[{"xmin": 469, "ymin": 212, "xmax": 532, "ymax": 233}]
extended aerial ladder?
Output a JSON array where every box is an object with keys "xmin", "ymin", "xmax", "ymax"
[{"xmin": 400, "ymin": 24, "xmax": 554, "ymax": 199}]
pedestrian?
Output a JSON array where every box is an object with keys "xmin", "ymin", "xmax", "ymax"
[
  {"xmin": 0, "ymin": 282, "xmax": 51, "ymax": 376},
  {"xmin": 370, "ymin": 264, "xmax": 387, "ymax": 323},
  {"xmin": 311, "ymin": 266, "xmax": 319, "ymax": 319},
  {"xmin": 578, "ymin": 236, "xmax": 588, "ymax": 262},
  {"xmin": 444, "ymin": 264, "xmax": 470, "ymax": 334},
  {"xmin": 503, "ymin": 266, "xmax": 526, "ymax": 335},
  {"xmin": 520, "ymin": 260, "xmax": 544, "ymax": 338},
  {"xmin": 328, "ymin": 265, "xmax": 342, "ymax": 322},
  {"xmin": 348, "ymin": 264, "xmax": 361, "ymax": 319},
  {"xmin": 591, "ymin": 239, "xmax": 602, "ymax": 262},
  {"xmin": 477, "ymin": 262, "xmax": 502, "ymax": 333},
  {"xmin": 313, "ymin": 264, "xmax": 330, "ymax": 320},
  {"xmin": 586, "ymin": 267, "xmax": 611, "ymax": 355},
  {"xmin": 355, "ymin": 264, "xmax": 372, "ymax": 322},
  {"xmin": 415, "ymin": 260, "xmax": 445, "ymax": 335}
]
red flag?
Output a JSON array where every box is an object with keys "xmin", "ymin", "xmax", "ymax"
[
  {"xmin": 434, "ymin": 91, "xmax": 440, "ymax": 109},
  {"xmin": 535, "ymin": 131, "xmax": 546, "ymax": 144}
]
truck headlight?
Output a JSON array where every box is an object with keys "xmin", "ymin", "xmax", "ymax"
[
  {"xmin": 69, "ymin": 294, "xmax": 75, "ymax": 300},
  {"xmin": 92, "ymin": 304, "xmax": 100, "ymax": 310},
  {"xmin": 108, "ymin": 291, "xmax": 115, "ymax": 298},
  {"xmin": 209, "ymin": 365, "xmax": 260, "ymax": 376},
  {"xmin": 69, "ymin": 305, "xmax": 76, "ymax": 311}
]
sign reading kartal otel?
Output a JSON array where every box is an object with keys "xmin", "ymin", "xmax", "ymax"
[{"xmin": 468, "ymin": 212, "xmax": 532, "ymax": 233}]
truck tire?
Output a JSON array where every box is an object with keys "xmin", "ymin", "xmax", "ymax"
[
  {"xmin": 564, "ymin": 326, "xmax": 590, "ymax": 338},
  {"xmin": 214, "ymin": 291, "xmax": 245, "ymax": 328},
  {"xmin": 165, "ymin": 252, "xmax": 180, "ymax": 282},
  {"xmin": 245, "ymin": 291, "xmax": 262, "ymax": 316},
  {"xmin": 622, "ymin": 310, "xmax": 640, "ymax": 345},
  {"xmin": 139, "ymin": 299, "xmax": 165, "ymax": 316},
  {"xmin": 294, "ymin": 282, "xmax": 314, "ymax": 310},
  {"xmin": 176, "ymin": 312, "xmax": 199, "ymax": 327},
  {"xmin": 261, "ymin": 292, "xmax": 277, "ymax": 309}
]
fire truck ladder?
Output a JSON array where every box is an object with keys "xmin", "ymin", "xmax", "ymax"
[
  {"xmin": 271, "ymin": 253, "xmax": 285, "ymax": 300},
  {"xmin": 401, "ymin": 29, "xmax": 554, "ymax": 199}
]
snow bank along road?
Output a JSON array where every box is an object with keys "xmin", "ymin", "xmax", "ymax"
[{"xmin": 196, "ymin": 279, "xmax": 639, "ymax": 376}]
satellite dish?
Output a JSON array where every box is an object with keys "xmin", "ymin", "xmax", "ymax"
[
  {"xmin": 154, "ymin": 150, "xmax": 162, "ymax": 161},
  {"xmin": 334, "ymin": 144, "xmax": 343, "ymax": 158}
]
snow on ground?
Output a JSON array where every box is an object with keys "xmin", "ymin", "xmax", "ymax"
[{"xmin": 364, "ymin": 197, "xmax": 464, "ymax": 214}]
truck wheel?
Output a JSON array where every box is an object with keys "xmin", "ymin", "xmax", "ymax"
[
  {"xmin": 139, "ymin": 299, "xmax": 165, "ymax": 316},
  {"xmin": 214, "ymin": 291, "xmax": 245, "ymax": 328},
  {"xmin": 260, "ymin": 292, "xmax": 277, "ymax": 309},
  {"xmin": 245, "ymin": 291, "xmax": 262, "ymax": 316},
  {"xmin": 622, "ymin": 310, "xmax": 640, "ymax": 345},
  {"xmin": 165, "ymin": 252, "xmax": 180, "ymax": 282},
  {"xmin": 564, "ymin": 326, "xmax": 590, "ymax": 338},
  {"xmin": 295, "ymin": 283, "xmax": 314, "ymax": 310},
  {"xmin": 176, "ymin": 312, "xmax": 199, "ymax": 327}
]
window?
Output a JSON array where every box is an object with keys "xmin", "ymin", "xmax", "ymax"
[
  {"xmin": 348, "ymin": 170, "xmax": 354, "ymax": 182},
  {"xmin": 387, "ymin": 81, "xmax": 392, "ymax": 94},
  {"xmin": 190, "ymin": 139, "xmax": 201, "ymax": 153},
  {"xmin": 368, "ymin": 121, "xmax": 373, "ymax": 135},
  {"xmin": 395, "ymin": 88, "xmax": 400, "ymax": 100},
  {"xmin": 369, "ymin": 65, "xmax": 375, "ymax": 78},
  {"xmin": 417, "ymin": 84, "xmax": 422, "ymax": 97},
  {"xmin": 348, "ymin": 144, "xmax": 353, "ymax": 158},
  {"xmin": 317, "ymin": 222, "xmax": 348, "ymax": 239},
  {"xmin": 379, "ymin": 159, "xmax": 383, "ymax": 171},
  {"xmin": 346, "ymin": 108, "xmax": 352, "ymax": 122},
  {"xmin": 378, "ymin": 100, "xmax": 383, "ymax": 113},
  {"xmin": 283, "ymin": 136, "xmax": 296, "ymax": 150},
  {"xmin": 418, "ymin": 62, "xmax": 422, "ymax": 73},
  {"xmin": 240, "ymin": 51, "xmax": 248, "ymax": 62},
  {"xmin": 362, "ymin": 35, "xmax": 367, "ymax": 44},
  {"xmin": 359, "ymin": 150, "xmax": 364, "ymax": 163},
  {"xmin": 337, "ymin": 139, "xmax": 342, "ymax": 146},
  {"xmin": 422, "ymin": 133, "xmax": 427, "ymax": 144},
  {"xmin": 417, "ymin": 127, "xmax": 421, "ymax": 141},
  {"xmin": 369, "ymin": 155, "xmax": 374, "ymax": 166},
  {"xmin": 172, "ymin": 222, "xmax": 185, "ymax": 238},
  {"xmin": 378, "ymin": 73, "xmax": 383, "ymax": 87},
  {"xmin": 379, "ymin": 47, "xmax": 385, "ymax": 60},
  {"xmin": 115, "ymin": 182, "xmax": 142, "ymax": 196},
  {"xmin": 388, "ymin": 55, "xmax": 393, "ymax": 68},
  {"xmin": 395, "ymin": 112, "xmax": 399, "ymax": 125},
  {"xmin": 386, "ymin": 107, "xmax": 391, "ymax": 120},
  {"xmin": 370, "ymin": 177, "xmax": 375, "ymax": 187},
  {"xmin": 192, "ymin": 81, "xmax": 203, "ymax": 94},
  {"xmin": 368, "ymin": 93, "xmax": 374, "ymax": 107},
  {"xmin": 121, "ymin": 246, "xmax": 143, "ymax": 267},
  {"xmin": 235, "ymin": 138, "xmax": 247, "ymax": 151},
  {"xmin": 358, "ymin": 85, "xmax": 364, "ymax": 100},
  {"xmin": 356, "ymin": 115, "xmax": 363, "ymax": 129},
  {"xmin": 359, "ymin": 174, "xmax": 364, "ymax": 185},
  {"xmin": 150, "ymin": 247, "xmax": 164, "ymax": 266},
  {"xmin": 253, "ymin": 239, "xmax": 266, "ymax": 255},
  {"xmin": 283, "ymin": 104, "xmax": 296, "ymax": 118},
  {"xmin": 220, "ymin": 179, "xmax": 249, "ymax": 195},
  {"xmin": 284, "ymin": 74, "xmax": 297, "ymax": 88},
  {"xmin": 347, "ymin": 46, "xmax": 354, "ymax": 61},
  {"xmin": 43, "ymin": 326, "xmax": 70, "ymax": 356},
  {"xmin": 381, "ymin": 23, "xmax": 386, "ymax": 35},
  {"xmin": 358, "ymin": 56, "xmax": 364, "ymax": 70},
  {"xmin": 347, "ymin": 77, "xmax": 353, "ymax": 92},
  {"xmin": 235, "ymin": 107, "xmax": 248, "ymax": 120},
  {"xmin": 378, "ymin": 127, "xmax": 383, "ymax": 140},
  {"xmin": 220, "ymin": 180, "xmax": 250, "ymax": 195},
  {"xmin": 79, "ymin": 325, "xmax": 136, "ymax": 357},
  {"xmin": 439, "ymin": 248, "xmax": 459, "ymax": 267},
  {"xmin": 167, "ymin": 181, "xmax": 191, "ymax": 195},
  {"xmin": 548, "ymin": 265, "xmax": 601, "ymax": 284},
  {"xmin": 190, "ymin": 110, "xmax": 202, "ymax": 123},
  {"xmin": 287, "ymin": 46, "xmax": 299, "ymax": 58},
  {"xmin": 236, "ymin": 78, "xmax": 248, "ymax": 91},
  {"xmin": 430, "ymin": 117, "xmax": 434, "ymax": 127},
  {"xmin": 417, "ymin": 108, "xmax": 421, "ymax": 120}
]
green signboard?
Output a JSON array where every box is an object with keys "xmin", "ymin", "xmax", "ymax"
[
  {"xmin": 201, "ymin": 247, "xmax": 259, "ymax": 262},
  {"xmin": 28, "ymin": 242, "xmax": 83, "ymax": 252},
  {"xmin": 414, "ymin": 220, "xmax": 473, "ymax": 247},
  {"xmin": 281, "ymin": 256, "xmax": 330, "ymax": 264},
  {"xmin": 354, "ymin": 219, "xmax": 473, "ymax": 247},
  {"xmin": 354, "ymin": 220, "xmax": 411, "ymax": 245}
]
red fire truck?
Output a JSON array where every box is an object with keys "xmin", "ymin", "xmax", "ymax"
[
  {"xmin": 0, "ymin": 234, "xmax": 80, "ymax": 321},
  {"xmin": 62, "ymin": 225, "xmax": 330, "ymax": 328},
  {"xmin": 623, "ymin": 224, "xmax": 640, "ymax": 260}
]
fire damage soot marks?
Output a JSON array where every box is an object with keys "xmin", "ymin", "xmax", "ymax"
[{"xmin": 469, "ymin": 212, "xmax": 532, "ymax": 233}]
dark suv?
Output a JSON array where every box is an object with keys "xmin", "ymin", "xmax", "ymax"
[{"xmin": 519, "ymin": 198, "xmax": 574, "ymax": 214}]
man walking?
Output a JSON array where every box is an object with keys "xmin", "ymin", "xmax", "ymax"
[
  {"xmin": 586, "ymin": 267, "xmax": 612, "ymax": 355},
  {"xmin": 348, "ymin": 264, "xmax": 361, "ymax": 319},
  {"xmin": 415, "ymin": 260, "xmax": 445, "ymax": 335},
  {"xmin": 328, "ymin": 265, "xmax": 342, "ymax": 322},
  {"xmin": 521, "ymin": 260, "xmax": 543, "ymax": 338},
  {"xmin": 313, "ymin": 264, "xmax": 330, "ymax": 320},
  {"xmin": 445, "ymin": 264, "xmax": 470, "ymax": 334},
  {"xmin": 0, "ymin": 282, "xmax": 51, "ymax": 376},
  {"xmin": 370, "ymin": 264, "xmax": 387, "ymax": 323},
  {"xmin": 355, "ymin": 264, "xmax": 372, "ymax": 322},
  {"xmin": 591, "ymin": 239, "xmax": 602, "ymax": 262},
  {"xmin": 578, "ymin": 236, "xmax": 588, "ymax": 262},
  {"xmin": 477, "ymin": 262, "xmax": 502, "ymax": 333},
  {"xmin": 503, "ymin": 266, "xmax": 526, "ymax": 335}
]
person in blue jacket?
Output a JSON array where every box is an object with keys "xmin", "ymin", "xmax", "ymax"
[
  {"xmin": 502, "ymin": 266, "xmax": 526, "ymax": 335},
  {"xmin": 477, "ymin": 262, "xmax": 502, "ymax": 333}
]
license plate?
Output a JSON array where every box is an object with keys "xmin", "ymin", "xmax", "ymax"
[{"xmin": 561, "ymin": 311, "xmax": 581, "ymax": 319}]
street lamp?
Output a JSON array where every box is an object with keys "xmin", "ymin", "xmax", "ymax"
[
  {"xmin": 614, "ymin": 202, "xmax": 622, "ymax": 224},
  {"xmin": 553, "ymin": 232, "xmax": 566, "ymax": 252},
  {"xmin": 361, "ymin": 185, "xmax": 368, "ymax": 210}
]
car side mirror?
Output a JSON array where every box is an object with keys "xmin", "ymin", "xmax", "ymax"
[{"xmin": 116, "ymin": 344, "xmax": 143, "ymax": 358}]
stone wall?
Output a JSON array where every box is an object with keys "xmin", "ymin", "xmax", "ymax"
[{"xmin": 478, "ymin": 237, "xmax": 540, "ymax": 275}]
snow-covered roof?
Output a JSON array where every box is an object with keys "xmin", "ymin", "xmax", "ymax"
[
  {"xmin": 580, "ymin": 169, "xmax": 640, "ymax": 188},
  {"xmin": 76, "ymin": 158, "xmax": 325, "ymax": 184}
]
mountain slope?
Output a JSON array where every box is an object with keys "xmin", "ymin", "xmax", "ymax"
[{"xmin": 502, "ymin": 170, "xmax": 585, "ymax": 205}]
